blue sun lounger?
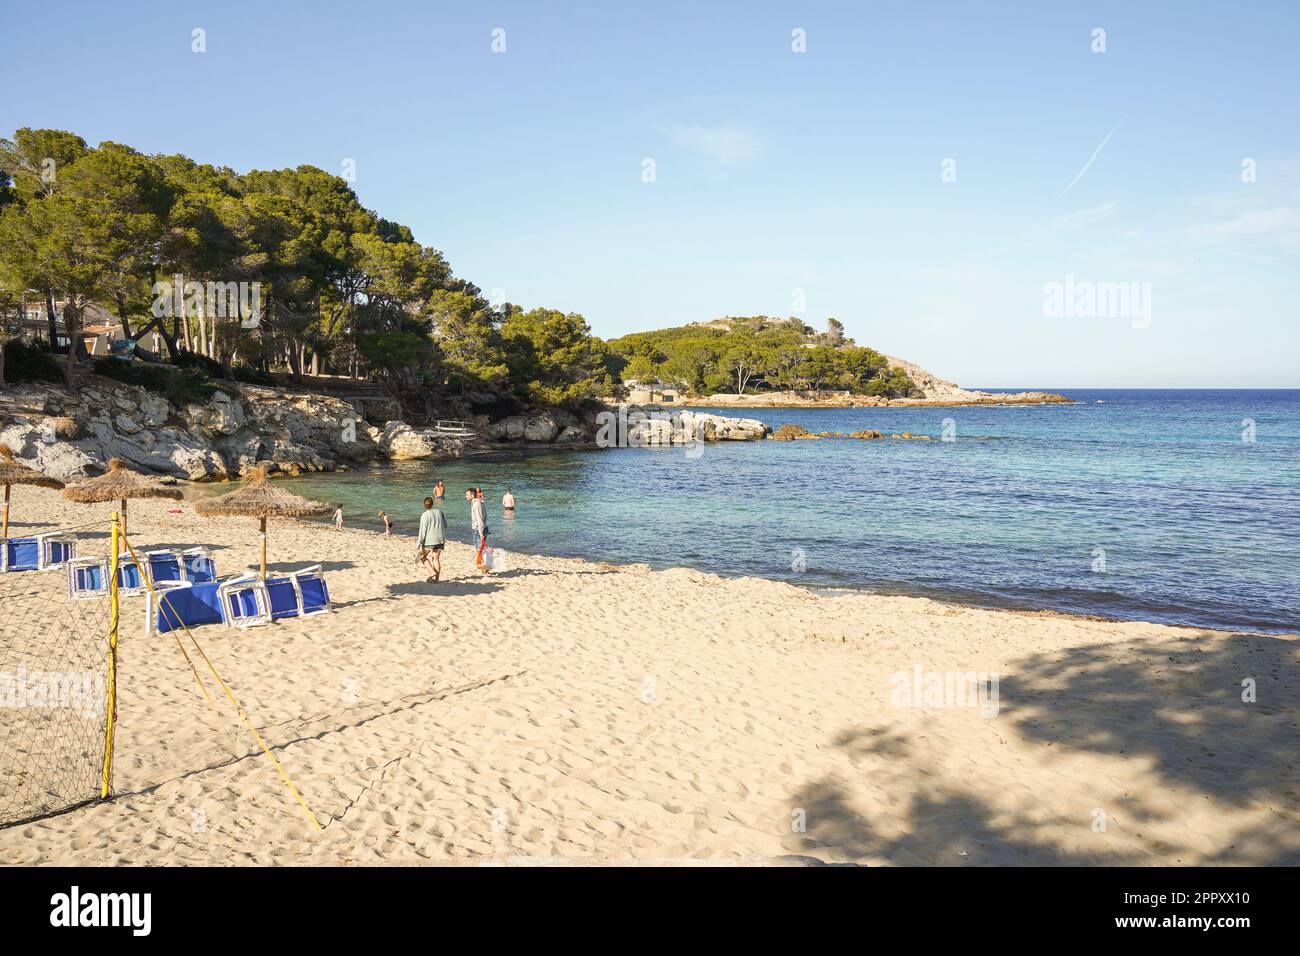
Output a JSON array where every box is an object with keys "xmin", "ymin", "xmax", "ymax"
[
  {"xmin": 2, "ymin": 531, "xmax": 77, "ymax": 572},
  {"xmin": 181, "ymin": 547, "xmax": 217, "ymax": 583},
  {"xmin": 142, "ymin": 565, "xmax": 331, "ymax": 633},
  {"xmin": 218, "ymin": 565, "xmax": 330, "ymax": 628},
  {"xmin": 147, "ymin": 580, "xmax": 226, "ymax": 634},
  {"xmin": 67, "ymin": 556, "xmax": 147, "ymax": 599}
]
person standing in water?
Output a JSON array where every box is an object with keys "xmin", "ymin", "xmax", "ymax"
[
  {"xmin": 502, "ymin": 487, "xmax": 516, "ymax": 513},
  {"xmin": 469, "ymin": 487, "xmax": 490, "ymax": 571},
  {"xmin": 379, "ymin": 511, "xmax": 394, "ymax": 539},
  {"xmin": 433, "ymin": 480, "xmax": 445, "ymax": 500},
  {"xmin": 333, "ymin": 504, "xmax": 344, "ymax": 530},
  {"xmin": 417, "ymin": 496, "xmax": 446, "ymax": 582}
]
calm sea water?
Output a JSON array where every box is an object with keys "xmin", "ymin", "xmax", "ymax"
[{"xmin": 255, "ymin": 390, "xmax": 1300, "ymax": 633}]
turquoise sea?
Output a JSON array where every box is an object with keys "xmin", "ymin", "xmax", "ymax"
[{"xmin": 257, "ymin": 390, "xmax": 1299, "ymax": 633}]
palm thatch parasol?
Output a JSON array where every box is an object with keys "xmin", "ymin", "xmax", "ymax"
[
  {"xmin": 193, "ymin": 466, "xmax": 329, "ymax": 578},
  {"xmin": 62, "ymin": 458, "xmax": 183, "ymax": 541},
  {"xmin": 0, "ymin": 443, "xmax": 65, "ymax": 542}
]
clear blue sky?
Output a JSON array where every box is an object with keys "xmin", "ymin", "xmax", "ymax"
[{"xmin": 3, "ymin": 0, "xmax": 1298, "ymax": 387}]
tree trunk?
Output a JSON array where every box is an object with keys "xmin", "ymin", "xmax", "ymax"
[
  {"xmin": 44, "ymin": 289, "xmax": 59, "ymax": 350},
  {"xmin": 114, "ymin": 294, "xmax": 134, "ymax": 340},
  {"xmin": 63, "ymin": 301, "xmax": 83, "ymax": 385}
]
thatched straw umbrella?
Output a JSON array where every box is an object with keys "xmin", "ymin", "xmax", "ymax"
[
  {"xmin": 193, "ymin": 466, "xmax": 329, "ymax": 579},
  {"xmin": 0, "ymin": 443, "xmax": 65, "ymax": 542},
  {"xmin": 62, "ymin": 458, "xmax": 183, "ymax": 542}
]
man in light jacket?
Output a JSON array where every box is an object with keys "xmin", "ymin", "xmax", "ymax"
[{"xmin": 417, "ymin": 496, "xmax": 447, "ymax": 582}]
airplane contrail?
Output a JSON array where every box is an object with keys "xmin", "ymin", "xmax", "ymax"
[{"xmin": 1058, "ymin": 122, "xmax": 1120, "ymax": 198}]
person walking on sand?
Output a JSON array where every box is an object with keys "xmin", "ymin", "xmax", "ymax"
[
  {"xmin": 469, "ymin": 487, "xmax": 490, "ymax": 572},
  {"xmin": 379, "ymin": 511, "xmax": 394, "ymax": 539},
  {"xmin": 333, "ymin": 504, "xmax": 344, "ymax": 530},
  {"xmin": 502, "ymin": 487, "xmax": 516, "ymax": 512},
  {"xmin": 417, "ymin": 496, "xmax": 446, "ymax": 582},
  {"xmin": 433, "ymin": 480, "xmax": 445, "ymax": 500}
]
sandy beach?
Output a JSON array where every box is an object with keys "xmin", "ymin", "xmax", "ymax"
[{"xmin": 1, "ymin": 489, "xmax": 1296, "ymax": 866}]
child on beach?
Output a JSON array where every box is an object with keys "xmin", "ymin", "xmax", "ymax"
[
  {"xmin": 379, "ymin": 511, "xmax": 394, "ymax": 539},
  {"xmin": 417, "ymin": 496, "xmax": 446, "ymax": 582},
  {"xmin": 333, "ymin": 504, "xmax": 344, "ymax": 530}
]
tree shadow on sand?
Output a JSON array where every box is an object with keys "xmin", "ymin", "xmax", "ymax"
[
  {"xmin": 788, "ymin": 628, "xmax": 1300, "ymax": 865},
  {"xmin": 997, "ymin": 631, "xmax": 1299, "ymax": 805},
  {"xmin": 789, "ymin": 726, "xmax": 1142, "ymax": 865}
]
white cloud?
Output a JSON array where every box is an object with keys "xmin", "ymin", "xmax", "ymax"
[
  {"xmin": 1052, "ymin": 202, "xmax": 1118, "ymax": 230},
  {"xmin": 659, "ymin": 124, "xmax": 762, "ymax": 165},
  {"xmin": 1184, "ymin": 206, "xmax": 1300, "ymax": 245}
]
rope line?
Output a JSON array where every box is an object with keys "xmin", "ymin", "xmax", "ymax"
[{"xmin": 118, "ymin": 530, "xmax": 323, "ymax": 832}]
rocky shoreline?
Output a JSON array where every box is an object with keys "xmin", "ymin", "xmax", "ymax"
[
  {"xmin": 685, "ymin": 355, "xmax": 1072, "ymax": 408},
  {"xmin": 0, "ymin": 363, "xmax": 1065, "ymax": 483},
  {"xmin": 0, "ymin": 380, "xmax": 775, "ymax": 482}
]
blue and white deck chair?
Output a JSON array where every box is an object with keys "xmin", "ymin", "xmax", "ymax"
[
  {"xmin": 115, "ymin": 557, "xmax": 148, "ymax": 597},
  {"xmin": 292, "ymin": 564, "xmax": 331, "ymax": 616},
  {"xmin": 216, "ymin": 573, "xmax": 272, "ymax": 629},
  {"xmin": 67, "ymin": 557, "xmax": 109, "ymax": 600},
  {"xmin": 2, "ymin": 537, "xmax": 41, "ymax": 572},
  {"xmin": 3, "ymin": 531, "xmax": 78, "ymax": 572},
  {"xmin": 145, "ymin": 549, "xmax": 186, "ymax": 584},
  {"xmin": 181, "ymin": 546, "xmax": 217, "ymax": 583},
  {"xmin": 145, "ymin": 580, "xmax": 225, "ymax": 635},
  {"xmin": 38, "ymin": 532, "xmax": 77, "ymax": 570},
  {"xmin": 262, "ymin": 565, "xmax": 331, "ymax": 621},
  {"xmin": 265, "ymin": 576, "xmax": 301, "ymax": 620}
]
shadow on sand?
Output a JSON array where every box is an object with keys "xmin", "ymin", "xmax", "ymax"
[{"xmin": 787, "ymin": 631, "xmax": 1299, "ymax": 865}]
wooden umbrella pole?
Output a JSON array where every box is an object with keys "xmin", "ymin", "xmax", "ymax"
[
  {"xmin": 2, "ymin": 484, "xmax": 9, "ymax": 541},
  {"xmin": 260, "ymin": 516, "xmax": 267, "ymax": 580},
  {"xmin": 121, "ymin": 498, "xmax": 128, "ymax": 546}
]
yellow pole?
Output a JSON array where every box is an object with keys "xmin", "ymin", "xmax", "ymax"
[
  {"xmin": 100, "ymin": 511, "xmax": 120, "ymax": 799},
  {"xmin": 260, "ymin": 516, "xmax": 267, "ymax": 580}
]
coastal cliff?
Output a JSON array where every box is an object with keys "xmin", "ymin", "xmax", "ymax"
[
  {"xmin": 0, "ymin": 379, "xmax": 467, "ymax": 482},
  {"xmin": 0, "ymin": 381, "xmax": 775, "ymax": 481}
]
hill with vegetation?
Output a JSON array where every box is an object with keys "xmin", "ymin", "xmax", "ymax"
[
  {"xmin": 607, "ymin": 315, "xmax": 916, "ymax": 399},
  {"xmin": 3, "ymin": 129, "xmax": 1057, "ymax": 418}
]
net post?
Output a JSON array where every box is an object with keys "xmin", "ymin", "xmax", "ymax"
[{"xmin": 100, "ymin": 510, "xmax": 121, "ymax": 800}]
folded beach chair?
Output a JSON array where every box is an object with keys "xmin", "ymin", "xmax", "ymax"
[
  {"xmin": 115, "ymin": 557, "xmax": 148, "ymax": 597},
  {"xmin": 38, "ymin": 532, "xmax": 77, "ymax": 570},
  {"xmin": 181, "ymin": 546, "xmax": 217, "ymax": 583},
  {"xmin": 2, "ymin": 537, "xmax": 40, "ymax": 572},
  {"xmin": 145, "ymin": 549, "xmax": 186, "ymax": 584},
  {"xmin": 216, "ymin": 574, "xmax": 272, "ymax": 629},
  {"xmin": 262, "ymin": 565, "xmax": 331, "ymax": 620},
  {"xmin": 66, "ymin": 556, "xmax": 109, "ymax": 600},
  {"xmin": 291, "ymin": 564, "xmax": 331, "ymax": 616},
  {"xmin": 146, "ymin": 579, "xmax": 226, "ymax": 635},
  {"xmin": 2, "ymin": 532, "xmax": 77, "ymax": 572},
  {"xmin": 67, "ymin": 554, "xmax": 148, "ymax": 599},
  {"xmin": 265, "ymin": 576, "xmax": 301, "ymax": 620}
]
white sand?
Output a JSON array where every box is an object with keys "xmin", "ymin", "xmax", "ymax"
[{"xmin": 1, "ymin": 490, "xmax": 1296, "ymax": 865}]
